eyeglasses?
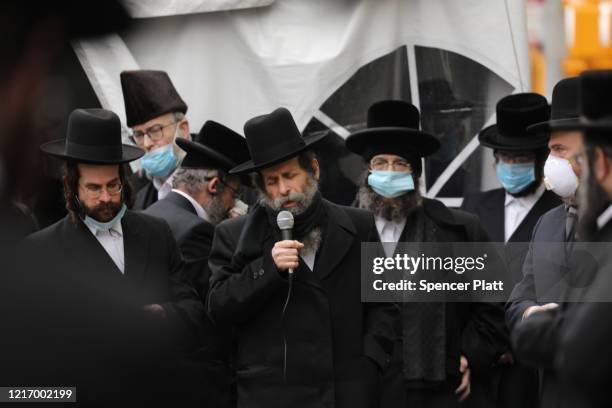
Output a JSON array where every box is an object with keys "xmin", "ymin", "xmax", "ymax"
[
  {"xmin": 369, "ymin": 157, "xmax": 412, "ymax": 172},
  {"xmin": 80, "ymin": 181, "xmax": 123, "ymax": 198},
  {"xmin": 494, "ymin": 151, "xmax": 535, "ymax": 164},
  {"xmin": 218, "ymin": 178, "xmax": 241, "ymax": 200},
  {"xmin": 129, "ymin": 121, "xmax": 178, "ymax": 146}
]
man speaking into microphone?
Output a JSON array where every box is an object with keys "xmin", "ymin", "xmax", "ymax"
[{"xmin": 207, "ymin": 108, "xmax": 397, "ymax": 408}]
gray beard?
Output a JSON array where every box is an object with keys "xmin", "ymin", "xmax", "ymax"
[
  {"xmin": 357, "ymin": 173, "xmax": 422, "ymax": 222},
  {"xmin": 301, "ymin": 226, "xmax": 323, "ymax": 256},
  {"xmin": 257, "ymin": 174, "xmax": 319, "ymax": 216},
  {"xmin": 203, "ymin": 195, "xmax": 229, "ymax": 225}
]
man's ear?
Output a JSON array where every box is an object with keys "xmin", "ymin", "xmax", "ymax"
[
  {"xmin": 178, "ymin": 118, "xmax": 190, "ymax": 139},
  {"xmin": 312, "ymin": 158, "xmax": 320, "ymax": 181},
  {"xmin": 207, "ymin": 177, "xmax": 219, "ymax": 195},
  {"xmin": 593, "ymin": 147, "xmax": 609, "ymax": 184}
]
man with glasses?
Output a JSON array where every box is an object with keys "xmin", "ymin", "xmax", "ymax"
[
  {"xmin": 121, "ymin": 70, "xmax": 192, "ymax": 209},
  {"xmin": 461, "ymin": 93, "xmax": 561, "ymax": 408},
  {"xmin": 26, "ymin": 109, "xmax": 204, "ymax": 404},
  {"xmin": 346, "ymin": 100, "xmax": 507, "ymax": 408},
  {"xmin": 144, "ymin": 120, "xmax": 250, "ymax": 406}
]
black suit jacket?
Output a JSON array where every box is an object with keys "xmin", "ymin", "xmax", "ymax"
[
  {"xmin": 22, "ymin": 211, "xmax": 202, "ymax": 404},
  {"xmin": 461, "ymin": 187, "xmax": 562, "ymax": 286},
  {"xmin": 505, "ymin": 204, "xmax": 568, "ymax": 329},
  {"xmin": 207, "ymin": 200, "xmax": 397, "ymax": 408},
  {"xmin": 145, "ymin": 191, "xmax": 232, "ymax": 407}
]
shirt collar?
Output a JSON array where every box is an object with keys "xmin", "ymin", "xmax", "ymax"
[
  {"xmin": 152, "ymin": 168, "xmax": 178, "ymax": 191},
  {"xmin": 84, "ymin": 217, "xmax": 123, "ymax": 237},
  {"xmin": 374, "ymin": 215, "xmax": 407, "ymax": 233},
  {"xmin": 505, "ymin": 183, "xmax": 546, "ymax": 208},
  {"xmin": 172, "ymin": 189, "xmax": 212, "ymax": 223}
]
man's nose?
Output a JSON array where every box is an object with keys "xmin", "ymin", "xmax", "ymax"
[
  {"xmin": 143, "ymin": 135, "xmax": 154, "ymax": 151},
  {"xmin": 98, "ymin": 189, "xmax": 112, "ymax": 202},
  {"xmin": 278, "ymin": 179, "xmax": 291, "ymax": 196}
]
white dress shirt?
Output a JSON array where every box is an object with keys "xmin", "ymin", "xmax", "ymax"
[
  {"xmin": 504, "ymin": 184, "xmax": 545, "ymax": 242},
  {"xmin": 375, "ymin": 215, "xmax": 408, "ymax": 257},
  {"xmin": 300, "ymin": 251, "xmax": 316, "ymax": 271},
  {"xmin": 172, "ymin": 189, "xmax": 213, "ymax": 223},
  {"xmin": 153, "ymin": 169, "xmax": 179, "ymax": 201},
  {"xmin": 85, "ymin": 220, "xmax": 125, "ymax": 274}
]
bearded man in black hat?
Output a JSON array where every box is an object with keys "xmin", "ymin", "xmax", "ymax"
[
  {"xmin": 556, "ymin": 69, "xmax": 612, "ymax": 407},
  {"xmin": 207, "ymin": 107, "xmax": 397, "ymax": 408},
  {"xmin": 144, "ymin": 120, "xmax": 249, "ymax": 407},
  {"xmin": 346, "ymin": 100, "xmax": 507, "ymax": 408},
  {"xmin": 505, "ymin": 77, "xmax": 585, "ymax": 408},
  {"xmin": 24, "ymin": 109, "xmax": 204, "ymax": 403},
  {"xmin": 121, "ymin": 69, "xmax": 192, "ymax": 210}
]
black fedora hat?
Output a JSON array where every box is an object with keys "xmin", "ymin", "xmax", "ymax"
[
  {"xmin": 120, "ymin": 70, "xmax": 187, "ymax": 127},
  {"xmin": 229, "ymin": 108, "xmax": 327, "ymax": 175},
  {"xmin": 176, "ymin": 121, "xmax": 250, "ymax": 171},
  {"xmin": 527, "ymin": 77, "xmax": 580, "ymax": 133},
  {"xmin": 479, "ymin": 93, "xmax": 550, "ymax": 150},
  {"xmin": 575, "ymin": 69, "xmax": 612, "ymax": 130},
  {"xmin": 40, "ymin": 109, "xmax": 144, "ymax": 164},
  {"xmin": 345, "ymin": 100, "xmax": 440, "ymax": 160}
]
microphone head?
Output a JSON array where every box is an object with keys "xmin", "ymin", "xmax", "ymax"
[{"xmin": 276, "ymin": 210, "xmax": 294, "ymax": 230}]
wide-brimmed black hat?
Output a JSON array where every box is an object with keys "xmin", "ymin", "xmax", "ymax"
[
  {"xmin": 229, "ymin": 108, "xmax": 327, "ymax": 175},
  {"xmin": 345, "ymin": 100, "xmax": 440, "ymax": 160},
  {"xmin": 419, "ymin": 78, "xmax": 474, "ymax": 116},
  {"xmin": 176, "ymin": 120, "xmax": 250, "ymax": 171},
  {"xmin": 575, "ymin": 69, "xmax": 612, "ymax": 130},
  {"xmin": 40, "ymin": 109, "xmax": 144, "ymax": 164},
  {"xmin": 121, "ymin": 70, "xmax": 188, "ymax": 127},
  {"xmin": 528, "ymin": 77, "xmax": 580, "ymax": 134},
  {"xmin": 479, "ymin": 93, "xmax": 550, "ymax": 150}
]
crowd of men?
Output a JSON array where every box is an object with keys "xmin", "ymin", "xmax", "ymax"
[{"xmin": 2, "ymin": 3, "xmax": 612, "ymax": 408}]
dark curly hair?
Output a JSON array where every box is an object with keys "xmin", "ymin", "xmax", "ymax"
[{"xmin": 62, "ymin": 160, "xmax": 134, "ymax": 224}]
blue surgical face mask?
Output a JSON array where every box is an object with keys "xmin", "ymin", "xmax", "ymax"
[
  {"xmin": 495, "ymin": 162, "xmax": 535, "ymax": 194},
  {"xmin": 368, "ymin": 171, "xmax": 415, "ymax": 198},
  {"xmin": 141, "ymin": 143, "xmax": 179, "ymax": 179},
  {"xmin": 83, "ymin": 203, "xmax": 127, "ymax": 232}
]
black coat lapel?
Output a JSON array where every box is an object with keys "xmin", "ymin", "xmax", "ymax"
[
  {"xmin": 59, "ymin": 216, "xmax": 124, "ymax": 276},
  {"xmin": 313, "ymin": 201, "xmax": 356, "ymax": 281},
  {"xmin": 508, "ymin": 190, "xmax": 561, "ymax": 243},
  {"xmin": 121, "ymin": 211, "xmax": 150, "ymax": 282},
  {"xmin": 480, "ymin": 190, "xmax": 505, "ymax": 242}
]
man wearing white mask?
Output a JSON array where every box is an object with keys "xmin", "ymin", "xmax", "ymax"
[
  {"xmin": 506, "ymin": 77, "xmax": 583, "ymax": 408},
  {"xmin": 121, "ymin": 70, "xmax": 191, "ymax": 210}
]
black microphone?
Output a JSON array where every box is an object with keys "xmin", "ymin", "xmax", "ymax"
[{"xmin": 276, "ymin": 210, "xmax": 295, "ymax": 275}]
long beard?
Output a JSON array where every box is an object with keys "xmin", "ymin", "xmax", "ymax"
[
  {"xmin": 203, "ymin": 195, "xmax": 229, "ymax": 225},
  {"xmin": 84, "ymin": 201, "xmax": 122, "ymax": 222},
  {"xmin": 258, "ymin": 175, "xmax": 319, "ymax": 216},
  {"xmin": 577, "ymin": 158, "xmax": 612, "ymax": 240},
  {"xmin": 357, "ymin": 172, "xmax": 421, "ymax": 221}
]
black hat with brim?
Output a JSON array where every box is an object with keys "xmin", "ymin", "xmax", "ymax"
[
  {"xmin": 572, "ymin": 70, "xmax": 612, "ymax": 131},
  {"xmin": 527, "ymin": 77, "xmax": 581, "ymax": 134},
  {"xmin": 478, "ymin": 93, "xmax": 550, "ymax": 151},
  {"xmin": 40, "ymin": 108, "xmax": 144, "ymax": 164},
  {"xmin": 230, "ymin": 108, "xmax": 327, "ymax": 175},
  {"xmin": 345, "ymin": 100, "xmax": 440, "ymax": 159}
]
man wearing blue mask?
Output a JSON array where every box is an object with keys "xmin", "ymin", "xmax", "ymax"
[
  {"xmin": 26, "ymin": 109, "xmax": 204, "ymax": 404},
  {"xmin": 347, "ymin": 100, "xmax": 507, "ymax": 408},
  {"xmin": 461, "ymin": 93, "xmax": 562, "ymax": 408},
  {"xmin": 121, "ymin": 70, "xmax": 192, "ymax": 210}
]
